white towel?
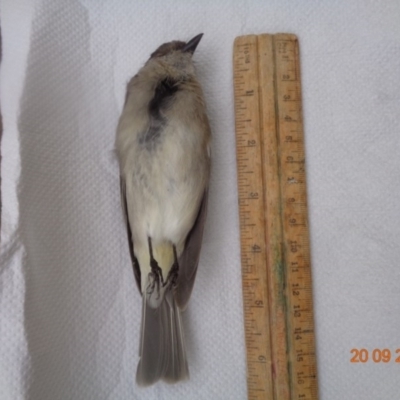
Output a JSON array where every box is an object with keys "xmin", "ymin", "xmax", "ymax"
[{"xmin": 1, "ymin": 1, "xmax": 400, "ymax": 399}]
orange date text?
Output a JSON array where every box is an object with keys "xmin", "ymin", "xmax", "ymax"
[{"xmin": 350, "ymin": 348, "xmax": 400, "ymax": 363}]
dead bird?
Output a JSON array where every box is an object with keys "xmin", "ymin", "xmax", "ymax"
[{"xmin": 116, "ymin": 33, "xmax": 211, "ymax": 386}]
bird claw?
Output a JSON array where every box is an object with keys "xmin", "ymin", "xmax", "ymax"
[
  {"xmin": 148, "ymin": 259, "xmax": 164, "ymax": 299},
  {"xmin": 164, "ymin": 260, "xmax": 179, "ymax": 288}
]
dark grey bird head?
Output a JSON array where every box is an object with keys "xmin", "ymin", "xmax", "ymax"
[
  {"xmin": 150, "ymin": 33, "xmax": 203, "ymax": 59},
  {"xmin": 146, "ymin": 34, "xmax": 203, "ymax": 78}
]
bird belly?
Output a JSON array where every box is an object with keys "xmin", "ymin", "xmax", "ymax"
[{"xmin": 125, "ymin": 123, "xmax": 206, "ymax": 284}]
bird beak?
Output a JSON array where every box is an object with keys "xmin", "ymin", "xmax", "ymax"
[{"xmin": 183, "ymin": 33, "xmax": 204, "ymax": 54}]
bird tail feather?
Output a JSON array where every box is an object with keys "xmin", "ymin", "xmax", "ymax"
[{"xmin": 136, "ymin": 287, "xmax": 189, "ymax": 386}]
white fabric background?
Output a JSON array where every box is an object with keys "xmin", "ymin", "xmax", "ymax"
[{"xmin": 1, "ymin": 1, "xmax": 400, "ymax": 399}]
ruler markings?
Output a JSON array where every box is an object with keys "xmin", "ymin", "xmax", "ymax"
[
  {"xmin": 233, "ymin": 34, "xmax": 318, "ymax": 400},
  {"xmin": 233, "ymin": 34, "xmax": 274, "ymax": 400}
]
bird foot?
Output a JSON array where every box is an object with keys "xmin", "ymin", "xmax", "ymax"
[
  {"xmin": 148, "ymin": 259, "xmax": 164, "ymax": 298},
  {"xmin": 164, "ymin": 260, "xmax": 179, "ymax": 288}
]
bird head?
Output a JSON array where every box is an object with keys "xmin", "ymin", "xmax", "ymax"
[{"xmin": 147, "ymin": 34, "xmax": 203, "ymax": 77}]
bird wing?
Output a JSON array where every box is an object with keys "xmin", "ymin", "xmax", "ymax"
[
  {"xmin": 120, "ymin": 176, "xmax": 141, "ymax": 292},
  {"xmin": 175, "ymin": 189, "xmax": 209, "ymax": 310}
]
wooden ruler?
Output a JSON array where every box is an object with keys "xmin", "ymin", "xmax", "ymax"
[{"xmin": 233, "ymin": 34, "xmax": 318, "ymax": 400}]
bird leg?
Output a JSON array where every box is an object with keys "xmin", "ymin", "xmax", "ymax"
[
  {"xmin": 147, "ymin": 237, "xmax": 164, "ymax": 294},
  {"xmin": 165, "ymin": 245, "xmax": 179, "ymax": 288}
]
